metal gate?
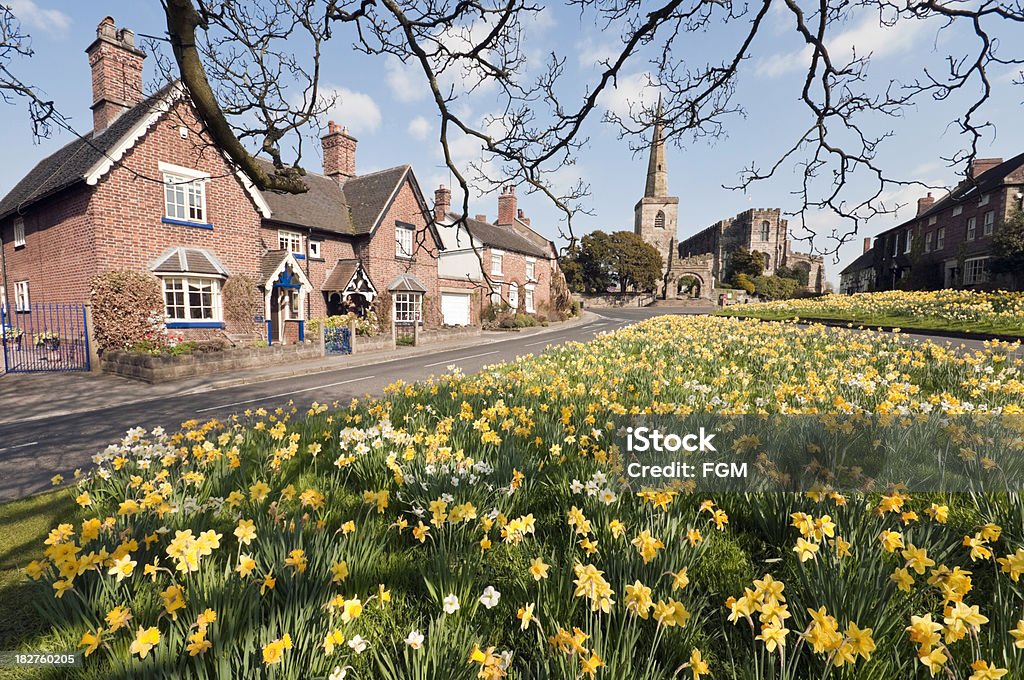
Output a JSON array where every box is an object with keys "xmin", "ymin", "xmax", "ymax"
[
  {"xmin": 1, "ymin": 303, "xmax": 90, "ymax": 373},
  {"xmin": 324, "ymin": 324, "xmax": 352, "ymax": 355}
]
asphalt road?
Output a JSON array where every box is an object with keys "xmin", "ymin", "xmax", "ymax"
[{"xmin": 0, "ymin": 306, "xmax": 1011, "ymax": 501}]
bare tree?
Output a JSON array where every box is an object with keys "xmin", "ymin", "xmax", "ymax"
[{"xmin": 0, "ymin": 5, "xmax": 62, "ymax": 139}]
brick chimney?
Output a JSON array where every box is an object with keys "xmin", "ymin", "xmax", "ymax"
[
  {"xmin": 863, "ymin": 237, "xmax": 872, "ymax": 254},
  {"xmin": 86, "ymin": 17, "xmax": 145, "ymax": 132},
  {"xmin": 433, "ymin": 185, "xmax": 451, "ymax": 221},
  {"xmin": 516, "ymin": 208, "xmax": 530, "ymax": 226},
  {"xmin": 916, "ymin": 192, "xmax": 935, "ymax": 216},
  {"xmin": 497, "ymin": 185, "xmax": 517, "ymax": 226},
  {"xmin": 474, "ymin": 214, "xmax": 488, "ymax": 222},
  {"xmin": 321, "ymin": 120, "xmax": 357, "ymax": 181},
  {"xmin": 970, "ymin": 157, "xmax": 1003, "ymax": 179}
]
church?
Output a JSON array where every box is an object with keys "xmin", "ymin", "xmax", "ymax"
[{"xmin": 633, "ymin": 100, "xmax": 825, "ymax": 299}]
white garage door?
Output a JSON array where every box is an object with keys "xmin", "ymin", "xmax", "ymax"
[{"xmin": 441, "ymin": 292, "xmax": 471, "ymax": 326}]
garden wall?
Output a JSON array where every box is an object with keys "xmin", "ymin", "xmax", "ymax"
[
  {"xmin": 415, "ymin": 325, "xmax": 481, "ymax": 346},
  {"xmin": 101, "ymin": 344, "xmax": 323, "ymax": 383},
  {"xmin": 579, "ymin": 293, "xmax": 655, "ymax": 308}
]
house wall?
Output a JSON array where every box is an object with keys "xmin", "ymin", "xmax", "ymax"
[{"xmin": 259, "ymin": 223, "xmax": 359, "ymax": 319}]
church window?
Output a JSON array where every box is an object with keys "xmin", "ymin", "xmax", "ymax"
[
  {"xmin": 760, "ymin": 220, "xmax": 771, "ymax": 241},
  {"xmin": 655, "ymin": 211, "xmax": 666, "ymax": 229}
]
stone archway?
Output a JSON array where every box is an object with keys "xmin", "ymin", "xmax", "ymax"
[{"xmin": 667, "ymin": 271, "xmax": 707, "ymax": 299}]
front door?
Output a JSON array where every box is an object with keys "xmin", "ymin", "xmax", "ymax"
[{"xmin": 269, "ymin": 288, "xmax": 282, "ymax": 343}]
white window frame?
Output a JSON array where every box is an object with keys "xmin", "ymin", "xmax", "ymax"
[
  {"xmin": 952, "ymin": 205, "xmax": 963, "ymax": 216},
  {"xmin": 963, "ymin": 257, "xmax": 988, "ymax": 285},
  {"xmin": 525, "ymin": 258, "xmax": 537, "ymax": 282},
  {"xmin": 13, "ymin": 217, "xmax": 26, "ymax": 247},
  {"xmin": 278, "ymin": 229, "xmax": 303, "ymax": 255},
  {"xmin": 928, "ymin": 215, "xmax": 937, "ymax": 226},
  {"xmin": 393, "ymin": 292, "xmax": 422, "ymax": 324},
  {"xmin": 490, "ymin": 283, "xmax": 502, "ymax": 306},
  {"xmin": 490, "ymin": 250, "xmax": 504, "ymax": 276},
  {"xmin": 982, "ymin": 210, "xmax": 995, "ymax": 236},
  {"xmin": 308, "ymin": 239, "xmax": 322, "ymax": 260},
  {"xmin": 936, "ymin": 227, "xmax": 945, "ymax": 250},
  {"xmin": 159, "ymin": 162, "xmax": 209, "ymax": 224},
  {"xmin": 395, "ymin": 225, "xmax": 414, "ymax": 259},
  {"xmin": 508, "ymin": 283, "xmax": 519, "ymax": 310},
  {"xmin": 966, "ymin": 216, "xmax": 976, "ymax": 241},
  {"xmin": 904, "ymin": 230, "xmax": 912, "ymax": 254},
  {"xmin": 924, "ymin": 232, "xmax": 933, "ymax": 253},
  {"xmin": 979, "ymin": 193, "xmax": 990, "ymax": 206},
  {"xmin": 524, "ymin": 286, "xmax": 535, "ymax": 313},
  {"xmin": 161, "ymin": 275, "xmax": 222, "ymax": 323},
  {"xmin": 14, "ymin": 280, "xmax": 30, "ymax": 312}
]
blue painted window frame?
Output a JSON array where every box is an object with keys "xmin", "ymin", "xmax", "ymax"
[
  {"xmin": 166, "ymin": 321, "xmax": 224, "ymax": 329},
  {"xmin": 162, "ymin": 217, "xmax": 213, "ymax": 230}
]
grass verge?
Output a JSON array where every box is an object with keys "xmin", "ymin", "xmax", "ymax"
[{"xmin": 716, "ymin": 308, "xmax": 1024, "ymax": 338}]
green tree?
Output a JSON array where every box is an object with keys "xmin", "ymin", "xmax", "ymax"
[
  {"xmin": 724, "ymin": 249, "xmax": 764, "ymax": 286},
  {"xmin": 576, "ymin": 230, "xmax": 663, "ymax": 293},
  {"xmin": 559, "ymin": 245, "xmax": 585, "ymax": 293},
  {"xmin": 990, "ymin": 210, "xmax": 1024, "ymax": 289},
  {"xmin": 753, "ymin": 275, "xmax": 799, "ymax": 300},
  {"xmin": 776, "ymin": 265, "xmax": 810, "ymax": 287}
]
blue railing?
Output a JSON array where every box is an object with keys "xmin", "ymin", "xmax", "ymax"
[
  {"xmin": 1, "ymin": 303, "xmax": 90, "ymax": 373},
  {"xmin": 324, "ymin": 325, "xmax": 352, "ymax": 355}
]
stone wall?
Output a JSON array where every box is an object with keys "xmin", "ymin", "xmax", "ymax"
[
  {"xmin": 415, "ymin": 325, "xmax": 481, "ymax": 345},
  {"xmin": 579, "ymin": 293, "xmax": 655, "ymax": 308},
  {"xmin": 102, "ymin": 344, "xmax": 322, "ymax": 383}
]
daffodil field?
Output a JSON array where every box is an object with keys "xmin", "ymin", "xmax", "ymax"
[
  {"xmin": 724, "ymin": 290, "xmax": 1024, "ymax": 337},
  {"xmin": 22, "ymin": 316, "xmax": 1024, "ymax": 679}
]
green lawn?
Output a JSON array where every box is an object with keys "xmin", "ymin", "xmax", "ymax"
[
  {"xmin": 0, "ymin": 490, "xmax": 78, "ymax": 680},
  {"xmin": 717, "ymin": 308, "xmax": 1024, "ymax": 338}
]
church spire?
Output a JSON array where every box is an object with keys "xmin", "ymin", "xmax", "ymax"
[{"xmin": 644, "ymin": 93, "xmax": 668, "ymax": 198}]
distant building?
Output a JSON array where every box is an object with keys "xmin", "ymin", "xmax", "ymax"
[
  {"xmin": 870, "ymin": 154, "xmax": 1024, "ymax": 291},
  {"xmin": 839, "ymin": 238, "xmax": 876, "ymax": 294}
]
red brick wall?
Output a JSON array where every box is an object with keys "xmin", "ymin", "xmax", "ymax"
[
  {"xmin": 259, "ymin": 223, "xmax": 359, "ymax": 319},
  {"xmin": 363, "ymin": 177, "xmax": 442, "ymax": 327},
  {"xmin": 481, "ymin": 245, "xmax": 552, "ymax": 316}
]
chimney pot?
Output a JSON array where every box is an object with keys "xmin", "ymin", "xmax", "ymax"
[
  {"xmin": 433, "ymin": 185, "xmax": 451, "ymax": 221},
  {"xmin": 475, "ymin": 214, "xmax": 488, "ymax": 223},
  {"xmin": 87, "ymin": 17, "xmax": 145, "ymax": 132},
  {"xmin": 916, "ymin": 193, "xmax": 936, "ymax": 216},
  {"xmin": 497, "ymin": 184, "xmax": 517, "ymax": 225},
  {"xmin": 321, "ymin": 123, "xmax": 357, "ymax": 181}
]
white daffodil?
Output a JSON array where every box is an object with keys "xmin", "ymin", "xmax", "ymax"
[
  {"xmin": 479, "ymin": 586, "xmax": 501, "ymax": 609},
  {"xmin": 443, "ymin": 594, "xmax": 460, "ymax": 614}
]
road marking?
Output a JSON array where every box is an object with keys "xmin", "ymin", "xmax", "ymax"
[
  {"xmin": 423, "ymin": 351, "xmax": 498, "ymax": 368},
  {"xmin": 195, "ymin": 376, "xmax": 375, "ymax": 413},
  {"xmin": 0, "ymin": 441, "xmax": 38, "ymax": 453},
  {"xmin": 524, "ymin": 336, "xmax": 565, "ymax": 347}
]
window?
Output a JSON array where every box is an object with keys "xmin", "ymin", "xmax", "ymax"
[
  {"xmin": 526, "ymin": 259, "xmax": 536, "ymax": 281},
  {"xmin": 490, "ymin": 283, "xmax": 501, "ymax": 306},
  {"xmin": 892, "ymin": 235, "xmax": 898, "ymax": 257},
  {"xmin": 904, "ymin": 230, "xmax": 912, "ymax": 254},
  {"xmin": 308, "ymin": 240, "xmax": 322, "ymax": 260},
  {"xmin": 952, "ymin": 205, "xmax": 963, "ymax": 216},
  {"xmin": 963, "ymin": 257, "xmax": 988, "ymax": 285},
  {"xmin": 983, "ymin": 210, "xmax": 995, "ymax": 236},
  {"xmin": 508, "ymin": 284, "xmax": 519, "ymax": 310},
  {"xmin": 491, "ymin": 250, "xmax": 503, "ymax": 275},
  {"xmin": 393, "ymin": 292, "xmax": 422, "ymax": 324},
  {"xmin": 395, "ymin": 225, "xmax": 413, "ymax": 259},
  {"xmin": 524, "ymin": 287, "xmax": 535, "ymax": 313},
  {"xmin": 279, "ymin": 229, "xmax": 303, "ymax": 255},
  {"xmin": 163, "ymin": 174, "xmax": 206, "ymax": 223},
  {"xmin": 13, "ymin": 217, "xmax": 25, "ymax": 248},
  {"xmin": 925, "ymin": 232, "xmax": 933, "ymax": 253},
  {"xmin": 0, "ymin": 285, "xmax": 5, "ymax": 315},
  {"xmin": 928, "ymin": 215, "xmax": 937, "ymax": 226},
  {"xmin": 655, "ymin": 211, "xmax": 666, "ymax": 229},
  {"xmin": 966, "ymin": 217, "xmax": 976, "ymax": 241},
  {"xmin": 761, "ymin": 220, "xmax": 771, "ymax": 241},
  {"xmin": 936, "ymin": 227, "xmax": 945, "ymax": 250},
  {"xmin": 162, "ymin": 277, "xmax": 221, "ymax": 322},
  {"xmin": 979, "ymin": 193, "xmax": 990, "ymax": 206},
  {"xmin": 14, "ymin": 281, "xmax": 30, "ymax": 311}
]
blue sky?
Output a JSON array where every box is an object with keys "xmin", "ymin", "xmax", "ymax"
[{"xmin": 2, "ymin": 0, "xmax": 1022, "ymax": 286}]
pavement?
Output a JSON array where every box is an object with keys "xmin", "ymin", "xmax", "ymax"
[{"xmin": 0, "ymin": 305, "xmax": 1014, "ymax": 502}]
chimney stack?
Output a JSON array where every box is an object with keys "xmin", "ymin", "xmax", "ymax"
[
  {"xmin": 321, "ymin": 120, "xmax": 357, "ymax": 182},
  {"xmin": 86, "ymin": 17, "xmax": 145, "ymax": 132},
  {"xmin": 863, "ymin": 237, "xmax": 872, "ymax": 254},
  {"xmin": 916, "ymin": 192, "xmax": 935, "ymax": 216},
  {"xmin": 433, "ymin": 185, "xmax": 451, "ymax": 221},
  {"xmin": 497, "ymin": 185, "xmax": 517, "ymax": 226},
  {"xmin": 474, "ymin": 214, "xmax": 488, "ymax": 223},
  {"xmin": 970, "ymin": 157, "xmax": 1003, "ymax": 179},
  {"xmin": 517, "ymin": 208, "xmax": 530, "ymax": 226}
]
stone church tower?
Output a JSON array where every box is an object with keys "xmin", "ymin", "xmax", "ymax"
[{"xmin": 634, "ymin": 96, "xmax": 678, "ymax": 271}]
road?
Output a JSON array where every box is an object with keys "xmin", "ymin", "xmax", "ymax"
[{"xmin": 0, "ymin": 306, "xmax": 1011, "ymax": 501}]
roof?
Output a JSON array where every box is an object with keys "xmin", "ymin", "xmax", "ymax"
[
  {"xmin": 444, "ymin": 213, "xmax": 549, "ymax": 258},
  {"xmin": 342, "ymin": 166, "xmax": 410, "ymax": 235},
  {"xmin": 261, "ymin": 250, "xmax": 290, "ymax": 282},
  {"xmin": 840, "ymin": 248, "xmax": 875, "ymax": 275},
  {"xmin": 387, "ymin": 274, "xmax": 427, "ymax": 293},
  {"xmin": 0, "ymin": 82, "xmax": 179, "ymax": 220},
  {"xmin": 150, "ymin": 247, "xmax": 228, "ymax": 276},
  {"xmin": 322, "ymin": 259, "xmax": 358, "ymax": 291}
]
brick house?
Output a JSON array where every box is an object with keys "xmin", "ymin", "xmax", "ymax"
[
  {"xmin": 869, "ymin": 155, "xmax": 1024, "ymax": 291},
  {"xmin": 0, "ymin": 17, "xmax": 442, "ymax": 347},
  {"xmin": 839, "ymin": 238, "xmax": 877, "ymax": 295},
  {"xmin": 433, "ymin": 185, "xmax": 560, "ymax": 325}
]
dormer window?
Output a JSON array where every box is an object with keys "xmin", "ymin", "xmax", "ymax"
[
  {"xmin": 278, "ymin": 229, "xmax": 303, "ymax": 255},
  {"xmin": 13, "ymin": 217, "xmax": 25, "ymax": 248},
  {"xmin": 979, "ymin": 193, "xmax": 990, "ymax": 206},
  {"xmin": 160, "ymin": 162, "xmax": 210, "ymax": 226}
]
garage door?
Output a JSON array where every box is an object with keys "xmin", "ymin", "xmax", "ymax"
[{"xmin": 441, "ymin": 292, "xmax": 471, "ymax": 326}]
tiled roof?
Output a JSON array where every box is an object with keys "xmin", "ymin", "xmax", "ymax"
[
  {"xmin": 322, "ymin": 259, "xmax": 359, "ymax": 291},
  {"xmin": 839, "ymin": 248, "xmax": 875, "ymax": 275},
  {"xmin": 0, "ymin": 82, "xmax": 179, "ymax": 221},
  {"xmin": 445, "ymin": 213, "xmax": 549, "ymax": 258},
  {"xmin": 261, "ymin": 250, "xmax": 290, "ymax": 282},
  {"xmin": 387, "ymin": 274, "xmax": 427, "ymax": 293},
  {"xmin": 150, "ymin": 246, "xmax": 228, "ymax": 276},
  {"xmin": 341, "ymin": 166, "xmax": 410, "ymax": 235}
]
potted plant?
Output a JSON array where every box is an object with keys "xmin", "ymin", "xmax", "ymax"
[
  {"xmin": 33, "ymin": 330, "xmax": 60, "ymax": 351},
  {"xmin": 3, "ymin": 326, "xmax": 23, "ymax": 349}
]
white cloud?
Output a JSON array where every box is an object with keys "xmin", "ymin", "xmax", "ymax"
[
  {"xmin": 598, "ymin": 71, "xmax": 659, "ymax": 119},
  {"xmin": 6, "ymin": 0, "xmax": 70, "ymax": 37},
  {"xmin": 385, "ymin": 56, "xmax": 426, "ymax": 103},
  {"xmin": 407, "ymin": 116, "xmax": 432, "ymax": 141},
  {"xmin": 320, "ymin": 86, "xmax": 382, "ymax": 135},
  {"xmin": 576, "ymin": 36, "xmax": 619, "ymax": 69},
  {"xmin": 755, "ymin": 14, "xmax": 929, "ymax": 78}
]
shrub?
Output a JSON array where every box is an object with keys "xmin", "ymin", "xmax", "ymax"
[
  {"xmin": 753, "ymin": 275, "xmax": 799, "ymax": 301},
  {"xmin": 89, "ymin": 271, "xmax": 165, "ymax": 353},
  {"xmin": 220, "ymin": 274, "xmax": 263, "ymax": 334},
  {"xmin": 733, "ymin": 273, "xmax": 756, "ymax": 295},
  {"xmin": 308, "ymin": 312, "xmax": 381, "ymax": 338}
]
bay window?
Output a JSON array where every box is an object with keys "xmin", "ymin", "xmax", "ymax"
[
  {"xmin": 162, "ymin": 276, "xmax": 221, "ymax": 323},
  {"xmin": 393, "ymin": 292, "xmax": 422, "ymax": 324}
]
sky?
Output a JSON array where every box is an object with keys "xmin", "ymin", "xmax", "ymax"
[{"xmin": 1, "ymin": 0, "xmax": 1022, "ymax": 287}]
